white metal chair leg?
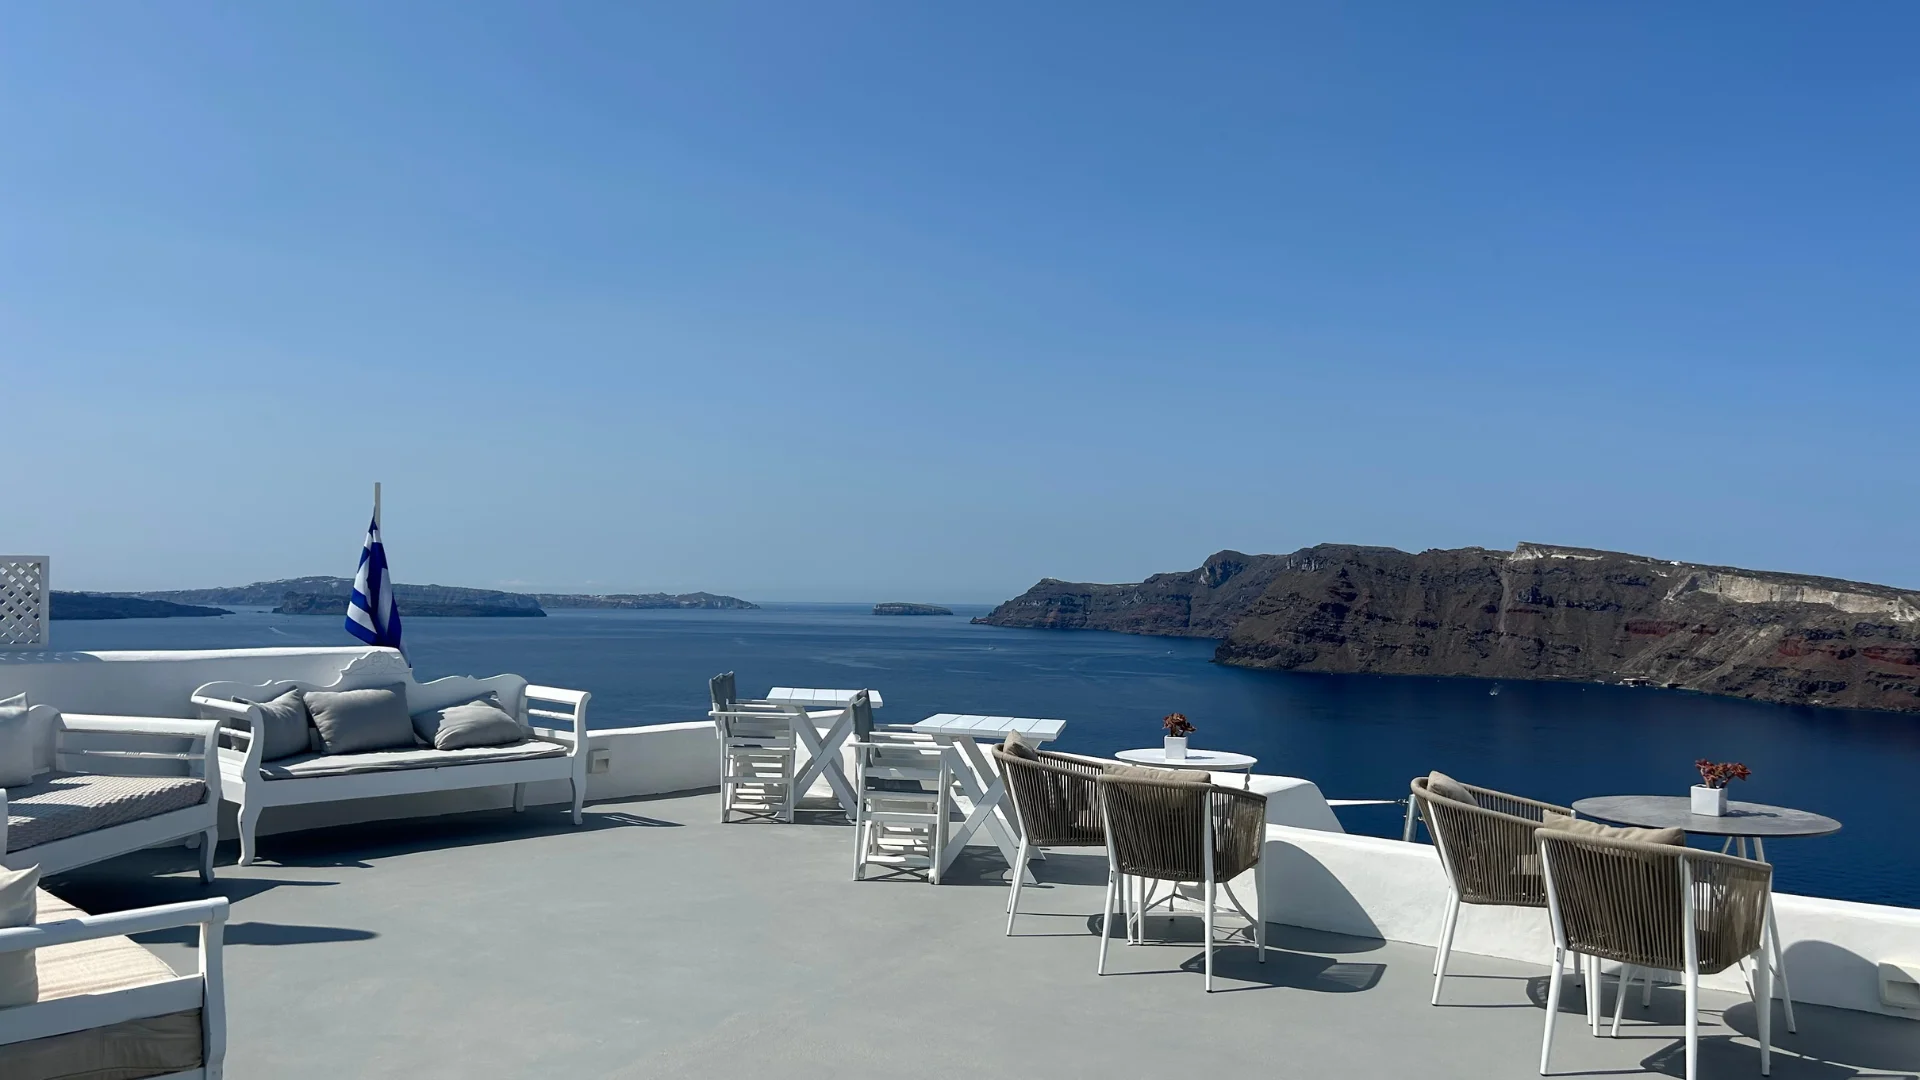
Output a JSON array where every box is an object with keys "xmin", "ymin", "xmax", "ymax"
[
  {"xmin": 1540, "ymin": 946, "xmax": 1564, "ymax": 1075},
  {"xmin": 1005, "ymin": 836, "xmax": 1029, "ymax": 935},
  {"xmin": 1684, "ymin": 966, "xmax": 1700, "ymax": 1080},
  {"xmin": 1203, "ymin": 876, "xmax": 1216, "ymax": 993},
  {"xmin": 1753, "ymin": 945, "xmax": 1772, "ymax": 1076},
  {"xmin": 1097, "ymin": 871, "xmax": 1117, "ymax": 975},
  {"xmin": 1609, "ymin": 964, "xmax": 1631, "ymax": 1036},
  {"xmin": 512, "ymin": 782, "xmax": 527, "ymax": 812},
  {"xmin": 1256, "ymin": 856, "xmax": 1268, "ymax": 963},
  {"xmin": 1433, "ymin": 890, "xmax": 1458, "ymax": 975},
  {"xmin": 1431, "ymin": 891, "xmax": 1460, "ymax": 1004},
  {"xmin": 1642, "ymin": 967, "xmax": 1653, "ymax": 1008}
]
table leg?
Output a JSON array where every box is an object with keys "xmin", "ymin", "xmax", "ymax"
[
  {"xmin": 936, "ymin": 737, "xmax": 1035, "ymax": 885},
  {"xmin": 1752, "ymin": 837, "xmax": 1797, "ymax": 1033},
  {"xmin": 789, "ymin": 707, "xmax": 858, "ymax": 815}
]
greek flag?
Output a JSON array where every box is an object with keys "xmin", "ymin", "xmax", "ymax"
[{"xmin": 345, "ymin": 516, "xmax": 404, "ymax": 657}]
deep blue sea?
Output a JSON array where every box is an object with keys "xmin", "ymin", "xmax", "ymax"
[{"xmin": 48, "ymin": 604, "xmax": 1920, "ymax": 907}]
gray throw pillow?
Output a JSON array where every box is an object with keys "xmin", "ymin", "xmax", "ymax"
[
  {"xmin": 412, "ymin": 694, "xmax": 526, "ymax": 751},
  {"xmin": 0, "ymin": 864, "xmax": 37, "ymax": 1008},
  {"xmin": 0, "ymin": 694, "xmax": 35, "ymax": 788},
  {"xmin": 247, "ymin": 688, "xmax": 316, "ymax": 762},
  {"xmin": 304, "ymin": 685, "xmax": 415, "ymax": 755}
]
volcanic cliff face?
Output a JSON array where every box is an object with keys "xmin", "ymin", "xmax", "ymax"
[{"xmin": 977, "ymin": 544, "xmax": 1920, "ymax": 714}]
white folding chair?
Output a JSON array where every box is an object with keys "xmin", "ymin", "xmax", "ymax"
[
  {"xmin": 714, "ymin": 707, "xmax": 796, "ymax": 824},
  {"xmin": 851, "ymin": 725, "xmax": 951, "ymax": 883}
]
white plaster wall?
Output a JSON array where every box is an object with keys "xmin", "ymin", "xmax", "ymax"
[
  {"xmin": 0, "ymin": 647, "xmax": 385, "ymax": 717},
  {"xmin": 1252, "ymin": 825, "xmax": 1920, "ymax": 1021}
]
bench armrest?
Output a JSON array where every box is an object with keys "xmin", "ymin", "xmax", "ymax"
[
  {"xmin": 59, "ymin": 714, "xmax": 219, "ymax": 740},
  {"xmin": 190, "ymin": 695, "xmax": 268, "ymax": 778},
  {"xmin": 525, "ymin": 684, "xmax": 590, "ymax": 749},
  {"xmin": 0, "ymin": 897, "xmax": 229, "ymax": 955}
]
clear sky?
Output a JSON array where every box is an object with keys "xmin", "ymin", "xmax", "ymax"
[{"xmin": 5, "ymin": 3, "xmax": 1916, "ymax": 602}]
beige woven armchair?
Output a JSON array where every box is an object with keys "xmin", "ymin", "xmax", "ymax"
[
  {"xmin": 993, "ymin": 746, "xmax": 1108, "ymax": 935},
  {"xmin": 1096, "ymin": 771, "xmax": 1267, "ymax": 992},
  {"xmin": 1411, "ymin": 774, "xmax": 1574, "ymax": 1005},
  {"xmin": 1538, "ymin": 829, "xmax": 1774, "ymax": 1080}
]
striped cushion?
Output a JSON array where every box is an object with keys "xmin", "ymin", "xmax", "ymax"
[{"xmin": 4, "ymin": 774, "xmax": 208, "ymax": 853}]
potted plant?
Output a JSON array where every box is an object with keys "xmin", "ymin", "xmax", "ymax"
[
  {"xmin": 1692, "ymin": 759, "xmax": 1751, "ymax": 817},
  {"xmin": 1162, "ymin": 712, "xmax": 1195, "ymax": 761}
]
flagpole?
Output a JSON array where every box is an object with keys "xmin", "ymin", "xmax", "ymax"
[{"xmin": 374, "ymin": 482, "xmax": 382, "ymax": 528}]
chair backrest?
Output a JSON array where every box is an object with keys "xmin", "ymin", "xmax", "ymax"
[
  {"xmin": 714, "ymin": 708, "xmax": 792, "ymax": 748},
  {"xmin": 857, "ymin": 733, "xmax": 946, "ymax": 781},
  {"xmin": 1538, "ymin": 829, "xmax": 1770, "ymax": 975},
  {"xmin": 992, "ymin": 747, "xmax": 1104, "ymax": 848},
  {"xmin": 709, "ymin": 672, "xmax": 737, "ymax": 713},
  {"xmin": 1097, "ymin": 773, "xmax": 1266, "ymax": 883},
  {"xmin": 848, "ymin": 690, "xmax": 875, "ymax": 739},
  {"xmin": 1411, "ymin": 776, "xmax": 1570, "ymax": 909}
]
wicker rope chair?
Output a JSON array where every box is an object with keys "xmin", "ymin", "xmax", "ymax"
[
  {"xmin": 1411, "ymin": 775, "xmax": 1576, "ymax": 1005},
  {"xmin": 1538, "ymin": 829, "xmax": 1774, "ymax": 1080},
  {"xmin": 1096, "ymin": 772, "xmax": 1267, "ymax": 992},
  {"xmin": 992, "ymin": 746, "xmax": 1110, "ymax": 934}
]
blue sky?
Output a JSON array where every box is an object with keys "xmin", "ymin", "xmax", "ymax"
[{"xmin": 5, "ymin": 3, "xmax": 1916, "ymax": 602}]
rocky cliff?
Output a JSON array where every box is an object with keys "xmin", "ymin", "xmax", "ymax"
[
  {"xmin": 873, "ymin": 603, "xmax": 954, "ymax": 616},
  {"xmin": 977, "ymin": 544, "xmax": 1920, "ymax": 713}
]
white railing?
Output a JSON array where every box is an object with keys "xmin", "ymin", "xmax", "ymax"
[{"xmin": 0, "ymin": 555, "xmax": 49, "ymax": 649}]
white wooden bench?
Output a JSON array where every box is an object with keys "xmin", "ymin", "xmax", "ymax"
[
  {"xmin": 0, "ymin": 891, "xmax": 229, "ymax": 1080},
  {"xmin": 190, "ymin": 659, "xmax": 589, "ymax": 866},
  {"xmin": 2, "ymin": 705, "xmax": 221, "ymax": 882}
]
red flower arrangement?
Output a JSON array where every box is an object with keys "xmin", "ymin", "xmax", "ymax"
[
  {"xmin": 1162, "ymin": 712, "xmax": 1195, "ymax": 737},
  {"xmin": 1695, "ymin": 760, "xmax": 1752, "ymax": 790}
]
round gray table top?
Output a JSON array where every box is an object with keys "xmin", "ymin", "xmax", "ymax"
[{"xmin": 1573, "ymin": 795, "xmax": 1841, "ymax": 838}]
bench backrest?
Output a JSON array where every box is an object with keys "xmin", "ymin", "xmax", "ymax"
[{"xmin": 194, "ymin": 669, "xmax": 531, "ymax": 730}]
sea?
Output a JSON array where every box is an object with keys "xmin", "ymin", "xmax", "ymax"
[{"xmin": 47, "ymin": 604, "xmax": 1920, "ymax": 908}]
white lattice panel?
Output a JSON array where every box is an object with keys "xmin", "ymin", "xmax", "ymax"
[{"xmin": 0, "ymin": 556, "xmax": 49, "ymax": 648}]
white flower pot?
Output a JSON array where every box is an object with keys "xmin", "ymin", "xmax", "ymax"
[
  {"xmin": 1164, "ymin": 736, "xmax": 1188, "ymax": 761},
  {"xmin": 1691, "ymin": 784, "xmax": 1728, "ymax": 816}
]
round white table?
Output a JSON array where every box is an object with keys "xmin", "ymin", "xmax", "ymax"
[{"xmin": 1114, "ymin": 747, "xmax": 1257, "ymax": 788}]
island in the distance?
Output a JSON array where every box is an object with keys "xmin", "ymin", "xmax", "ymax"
[
  {"xmin": 977, "ymin": 542, "xmax": 1920, "ymax": 715},
  {"xmin": 129, "ymin": 578, "xmax": 758, "ymax": 617},
  {"xmin": 873, "ymin": 603, "xmax": 954, "ymax": 616},
  {"xmin": 50, "ymin": 592, "xmax": 232, "ymax": 620}
]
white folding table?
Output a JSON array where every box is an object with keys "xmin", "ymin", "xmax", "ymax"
[
  {"xmin": 911, "ymin": 713, "xmax": 1067, "ymax": 884},
  {"xmin": 757, "ymin": 687, "xmax": 887, "ymax": 816}
]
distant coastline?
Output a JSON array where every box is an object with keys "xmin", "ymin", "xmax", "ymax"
[
  {"xmin": 126, "ymin": 578, "xmax": 758, "ymax": 617},
  {"xmin": 51, "ymin": 592, "xmax": 231, "ymax": 620}
]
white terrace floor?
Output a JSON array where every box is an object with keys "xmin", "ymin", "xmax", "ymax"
[{"xmin": 45, "ymin": 792, "xmax": 1920, "ymax": 1080}]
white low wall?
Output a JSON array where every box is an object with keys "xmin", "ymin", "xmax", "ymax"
[
  {"xmin": 0, "ymin": 646, "xmax": 389, "ymax": 717},
  {"xmin": 1255, "ymin": 825, "xmax": 1920, "ymax": 1021}
]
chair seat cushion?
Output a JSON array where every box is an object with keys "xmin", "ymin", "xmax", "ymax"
[
  {"xmin": 1103, "ymin": 762, "xmax": 1211, "ymax": 784},
  {"xmin": 1543, "ymin": 811, "xmax": 1684, "ymax": 847},
  {"xmin": 4, "ymin": 774, "xmax": 209, "ymax": 853},
  {"xmin": 258, "ymin": 737, "xmax": 568, "ymax": 780}
]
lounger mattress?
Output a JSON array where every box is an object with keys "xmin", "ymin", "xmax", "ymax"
[{"xmin": 3, "ymin": 775, "xmax": 208, "ymax": 854}]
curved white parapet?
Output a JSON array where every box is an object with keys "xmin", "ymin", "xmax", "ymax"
[
  {"xmin": 1250, "ymin": 823, "xmax": 1920, "ymax": 1021},
  {"xmin": 1222, "ymin": 773, "xmax": 1346, "ymax": 833}
]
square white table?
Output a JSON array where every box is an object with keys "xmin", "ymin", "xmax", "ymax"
[
  {"xmin": 911, "ymin": 713, "xmax": 1066, "ymax": 884},
  {"xmin": 755, "ymin": 687, "xmax": 887, "ymax": 815}
]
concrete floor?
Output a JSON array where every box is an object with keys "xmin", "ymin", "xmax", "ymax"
[{"xmin": 46, "ymin": 792, "xmax": 1920, "ymax": 1080}]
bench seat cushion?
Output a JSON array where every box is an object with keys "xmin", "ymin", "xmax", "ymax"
[
  {"xmin": 4, "ymin": 774, "xmax": 209, "ymax": 854},
  {"xmin": 8, "ymin": 890, "xmax": 204, "ymax": 1080},
  {"xmin": 258, "ymin": 737, "xmax": 569, "ymax": 780}
]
